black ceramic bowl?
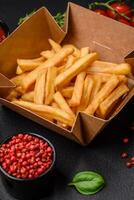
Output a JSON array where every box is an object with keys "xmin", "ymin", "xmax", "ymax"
[{"xmin": 0, "ymin": 133, "xmax": 56, "ymax": 200}]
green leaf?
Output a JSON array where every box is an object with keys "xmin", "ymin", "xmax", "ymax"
[
  {"xmin": 68, "ymin": 171, "xmax": 105, "ymax": 195},
  {"xmin": 54, "ymin": 12, "xmax": 65, "ymax": 28},
  {"xmin": 18, "ymin": 10, "xmax": 36, "ymax": 25}
]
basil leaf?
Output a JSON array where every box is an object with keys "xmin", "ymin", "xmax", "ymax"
[
  {"xmin": 54, "ymin": 13, "xmax": 65, "ymax": 28},
  {"xmin": 68, "ymin": 171, "xmax": 105, "ymax": 195}
]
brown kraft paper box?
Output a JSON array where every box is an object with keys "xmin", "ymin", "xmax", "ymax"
[{"xmin": 0, "ymin": 2, "xmax": 134, "ymax": 146}]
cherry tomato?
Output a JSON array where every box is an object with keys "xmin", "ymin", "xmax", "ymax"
[
  {"xmin": 106, "ymin": 2, "xmax": 132, "ymax": 19},
  {"xmin": 130, "ymin": 16, "xmax": 134, "ymax": 27},
  {"xmin": 0, "ymin": 20, "xmax": 9, "ymax": 42},
  {"xmin": 94, "ymin": 9, "xmax": 107, "ymax": 17},
  {"xmin": 0, "ymin": 28, "xmax": 6, "ymax": 42},
  {"xmin": 118, "ymin": 18, "xmax": 130, "ymax": 26}
]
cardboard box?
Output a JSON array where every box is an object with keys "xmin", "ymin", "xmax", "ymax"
[{"xmin": 0, "ymin": 3, "xmax": 134, "ymax": 145}]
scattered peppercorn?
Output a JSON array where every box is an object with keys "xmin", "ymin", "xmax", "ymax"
[
  {"xmin": 122, "ymin": 138, "xmax": 129, "ymax": 144},
  {"xmin": 0, "ymin": 134, "xmax": 53, "ymax": 179},
  {"xmin": 121, "ymin": 152, "xmax": 128, "ymax": 159},
  {"xmin": 126, "ymin": 162, "xmax": 132, "ymax": 168}
]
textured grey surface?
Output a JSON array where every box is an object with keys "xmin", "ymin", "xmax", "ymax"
[
  {"xmin": 0, "ymin": 100, "xmax": 134, "ymax": 200},
  {"xmin": 0, "ymin": 0, "xmax": 134, "ymax": 199}
]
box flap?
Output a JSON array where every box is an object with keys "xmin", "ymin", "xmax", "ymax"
[
  {"xmin": 63, "ymin": 2, "xmax": 134, "ymax": 63},
  {"xmin": 0, "ymin": 7, "xmax": 66, "ymax": 79},
  {"xmin": 0, "ymin": 73, "xmax": 15, "ymax": 97},
  {"xmin": 125, "ymin": 51, "xmax": 134, "ymax": 74}
]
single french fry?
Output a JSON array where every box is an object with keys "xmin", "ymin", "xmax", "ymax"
[
  {"xmin": 78, "ymin": 76, "xmax": 94, "ymax": 111},
  {"xmin": 98, "ymin": 83, "xmax": 129, "ymax": 118},
  {"xmin": 80, "ymin": 47, "xmax": 90, "ymax": 57},
  {"xmin": 55, "ymin": 53, "xmax": 98, "ymax": 88},
  {"xmin": 69, "ymin": 72, "xmax": 86, "ymax": 107},
  {"xmin": 89, "ymin": 75, "xmax": 102, "ymax": 102},
  {"xmin": 10, "ymin": 73, "xmax": 28, "ymax": 86},
  {"xmin": 88, "ymin": 61, "xmax": 131, "ymax": 75},
  {"xmin": 87, "ymin": 72, "xmax": 112, "ymax": 83},
  {"xmin": 17, "ymin": 57, "xmax": 44, "ymax": 72},
  {"xmin": 45, "ymin": 67, "xmax": 57, "ymax": 105},
  {"xmin": 61, "ymin": 86, "xmax": 74, "ymax": 98},
  {"xmin": 85, "ymin": 75, "xmax": 119, "ymax": 115},
  {"xmin": 63, "ymin": 44, "xmax": 80, "ymax": 58},
  {"xmin": 22, "ymin": 46, "xmax": 74, "ymax": 91},
  {"xmin": 21, "ymin": 91, "xmax": 34, "ymax": 102},
  {"xmin": 48, "ymin": 39, "xmax": 62, "ymax": 53},
  {"xmin": 34, "ymin": 111, "xmax": 53, "ymax": 122},
  {"xmin": 12, "ymin": 100, "xmax": 74, "ymax": 126},
  {"xmin": 53, "ymin": 91, "xmax": 75, "ymax": 118},
  {"xmin": 40, "ymin": 50, "xmax": 55, "ymax": 59},
  {"xmin": 34, "ymin": 69, "xmax": 47, "ymax": 104},
  {"xmin": 16, "ymin": 66, "xmax": 23, "ymax": 75},
  {"xmin": 87, "ymin": 72, "xmax": 128, "ymax": 84}
]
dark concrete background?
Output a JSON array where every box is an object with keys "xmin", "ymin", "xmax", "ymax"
[{"xmin": 0, "ymin": 0, "xmax": 134, "ymax": 199}]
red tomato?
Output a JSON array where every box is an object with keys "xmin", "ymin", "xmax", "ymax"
[
  {"xmin": 130, "ymin": 16, "xmax": 134, "ymax": 27},
  {"xmin": 106, "ymin": 2, "xmax": 132, "ymax": 19},
  {"xmin": 94, "ymin": 9, "xmax": 107, "ymax": 17},
  {"xmin": 0, "ymin": 28, "xmax": 6, "ymax": 42},
  {"xmin": 118, "ymin": 18, "xmax": 130, "ymax": 26}
]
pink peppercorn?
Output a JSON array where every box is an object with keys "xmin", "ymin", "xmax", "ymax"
[
  {"xmin": 122, "ymin": 138, "xmax": 129, "ymax": 144},
  {"xmin": 121, "ymin": 152, "xmax": 128, "ymax": 159},
  {"xmin": 0, "ymin": 134, "xmax": 53, "ymax": 179}
]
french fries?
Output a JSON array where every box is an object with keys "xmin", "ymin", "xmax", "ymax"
[
  {"xmin": 78, "ymin": 76, "xmax": 94, "ymax": 111},
  {"xmin": 55, "ymin": 53, "xmax": 98, "ymax": 88},
  {"xmin": 34, "ymin": 69, "xmax": 47, "ymax": 104},
  {"xmin": 6, "ymin": 39, "xmax": 131, "ymax": 130},
  {"xmin": 61, "ymin": 86, "xmax": 74, "ymax": 98},
  {"xmin": 64, "ymin": 55, "xmax": 76, "ymax": 70},
  {"xmin": 10, "ymin": 73, "xmax": 28, "ymax": 86},
  {"xmin": 85, "ymin": 75, "xmax": 119, "ymax": 115},
  {"xmin": 53, "ymin": 91, "xmax": 75, "ymax": 118},
  {"xmin": 40, "ymin": 50, "xmax": 55, "ymax": 59},
  {"xmin": 12, "ymin": 100, "xmax": 74, "ymax": 126},
  {"xmin": 69, "ymin": 72, "xmax": 86, "ymax": 107},
  {"xmin": 88, "ymin": 61, "xmax": 131, "ymax": 75},
  {"xmin": 45, "ymin": 67, "xmax": 57, "ymax": 104},
  {"xmin": 89, "ymin": 75, "xmax": 102, "ymax": 102},
  {"xmin": 63, "ymin": 44, "xmax": 80, "ymax": 58},
  {"xmin": 57, "ymin": 65, "xmax": 65, "ymax": 74},
  {"xmin": 17, "ymin": 57, "xmax": 44, "ymax": 73},
  {"xmin": 21, "ymin": 91, "xmax": 34, "ymax": 102},
  {"xmin": 16, "ymin": 66, "xmax": 23, "ymax": 75},
  {"xmin": 87, "ymin": 72, "xmax": 127, "ymax": 84},
  {"xmin": 6, "ymin": 90, "xmax": 20, "ymax": 101},
  {"xmin": 97, "ymin": 83, "xmax": 129, "ymax": 119},
  {"xmin": 22, "ymin": 46, "xmax": 74, "ymax": 91},
  {"xmin": 80, "ymin": 47, "xmax": 90, "ymax": 57},
  {"xmin": 48, "ymin": 39, "xmax": 62, "ymax": 53},
  {"xmin": 51, "ymin": 102, "xmax": 69, "ymax": 128}
]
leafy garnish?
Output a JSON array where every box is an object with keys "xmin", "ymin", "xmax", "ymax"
[
  {"xmin": 18, "ymin": 10, "xmax": 36, "ymax": 25},
  {"xmin": 68, "ymin": 171, "xmax": 105, "ymax": 196},
  {"xmin": 18, "ymin": 10, "xmax": 65, "ymax": 28},
  {"xmin": 54, "ymin": 12, "xmax": 65, "ymax": 28}
]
